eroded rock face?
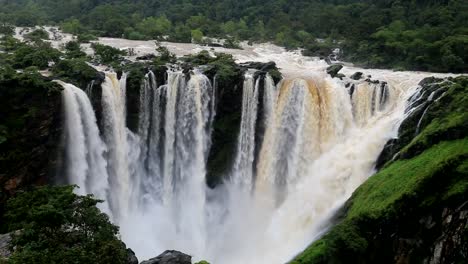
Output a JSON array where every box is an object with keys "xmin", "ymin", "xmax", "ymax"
[
  {"xmin": 140, "ymin": 250, "xmax": 191, "ymax": 264},
  {"xmin": 0, "ymin": 79, "xmax": 63, "ymax": 217},
  {"xmin": 127, "ymin": 248, "xmax": 139, "ymax": 264}
]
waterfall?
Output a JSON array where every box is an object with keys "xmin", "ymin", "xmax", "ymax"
[
  {"xmin": 231, "ymin": 70, "xmax": 260, "ymax": 187},
  {"xmin": 162, "ymin": 71, "xmax": 183, "ymax": 204},
  {"xmin": 262, "ymin": 74, "xmax": 278, "ymax": 127},
  {"xmin": 60, "ymin": 81, "xmax": 111, "ymax": 215},
  {"xmin": 60, "ymin": 64, "xmax": 424, "ymax": 264},
  {"xmin": 101, "ymin": 72, "xmax": 130, "ymax": 220}
]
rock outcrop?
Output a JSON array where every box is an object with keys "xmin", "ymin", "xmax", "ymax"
[
  {"xmin": 140, "ymin": 250, "xmax": 191, "ymax": 264},
  {"xmin": 0, "ymin": 73, "xmax": 63, "ymax": 218},
  {"xmin": 326, "ymin": 64, "xmax": 344, "ymax": 78},
  {"xmin": 350, "ymin": 72, "xmax": 363, "ymax": 80}
]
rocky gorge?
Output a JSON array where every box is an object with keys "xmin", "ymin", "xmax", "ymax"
[{"xmin": 0, "ymin": 27, "xmax": 467, "ymax": 263}]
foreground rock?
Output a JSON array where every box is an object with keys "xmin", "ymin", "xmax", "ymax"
[
  {"xmin": 350, "ymin": 71, "xmax": 363, "ymax": 80},
  {"xmin": 126, "ymin": 247, "xmax": 138, "ymax": 264},
  {"xmin": 140, "ymin": 250, "xmax": 191, "ymax": 264}
]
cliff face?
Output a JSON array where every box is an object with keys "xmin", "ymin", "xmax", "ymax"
[
  {"xmin": 292, "ymin": 76, "xmax": 468, "ymax": 264},
  {"xmin": 0, "ymin": 70, "xmax": 63, "ymax": 225}
]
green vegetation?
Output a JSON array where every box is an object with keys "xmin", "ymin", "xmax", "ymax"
[
  {"xmin": 3, "ymin": 185, "xmax": 128, "ymax": 263},
  {"xmin": 91, "ymin": 43, "xmax": 126, "ymax": 65},
  {"xmin": 52, "ymin": 58, "xmax": 99, "ymax": 88},
  {"xmin": 11, "ymin": 39, "xmax": 61, "ymax": 70},
  {"xmin": 0, "ymin": 0, "xmax": 466, "ymax": 72},
  {"xmin": 63, "ymin": 40, "xmax": 87, "ymax": 59},
  {"xmin": 292, "ymin": 76, "xmax": 468, "ymax": 263},
  {"xmin": 23, "ymin": 28, "xmax": 49, "ymax": 41}
]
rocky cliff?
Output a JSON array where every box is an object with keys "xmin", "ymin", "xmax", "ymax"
[{"xmin": 0, "ymin": 69, "xmax": 63, "ymax": 228}]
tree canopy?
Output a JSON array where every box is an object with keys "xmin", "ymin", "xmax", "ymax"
[
  {"xmin": 0, "ymin": 0, "xmax": 467, "ymax": 72},
  {"xmin": 3, "ymin": 185, "xmax": 128, "ymax": 264}
]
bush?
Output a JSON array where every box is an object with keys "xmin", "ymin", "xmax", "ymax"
[
  {"xmin": 77, "ymin": 33, "xmax": 98, "ymax": 43},
  {"xmin": 52, "ymin": 58, "xmax": 98, "ymax": 88},
  {"xmin": 5, "ymin": 185, "xmax": 128, "ymax": 264},
  {"xmin": 24, "ymin": 28, "xmax": 49, "ymax": 41},
  {"xmin": 91, "ymin": 43, "xmax": 126, "ymax": 65},
  {"xmin": 13, "ymin": 41, "xmax": 61, "ymax": 69},
  {"xmin": 64, "ymin": 41, "xmax": 87, "ymax": 59}
]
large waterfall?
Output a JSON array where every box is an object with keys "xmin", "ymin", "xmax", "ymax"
[{"xmin": 60, "ymin": 65, "xmax": 421, "ymax": 263}]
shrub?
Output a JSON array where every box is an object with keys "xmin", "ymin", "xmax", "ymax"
[{"xmin": 5, "ymin": 185, "xmax": 128, "ymax": 264}]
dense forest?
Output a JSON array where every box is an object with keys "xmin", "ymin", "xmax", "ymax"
[{"xmin": 0, "ymin": 0, "xmax": 467, "ymax": 72}]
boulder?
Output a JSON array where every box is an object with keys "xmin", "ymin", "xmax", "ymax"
[
  {"xmin": 136, "ymin": 54, "xmax": 157, "ymax": 61},
  {"xmin": 350, "ymin": 72, "xmax": 363, "ymax": 80},
  {"xmin": 127, "ymin": 248, "xmax": 138, "ymax": 264},
  {"xmin": 335, "ymin": 73, "xmax": 346, "ymax": 80},
  {"xmin": 365, "ymin": 78, "xmax": 380, "ymax": 84},
  {"xmin": 140, "ymin": 250, "xmax": 191, "ymax": 264},
  {"xmin": 326, "ymin": 64, "xmax": 343, "ymax": 78},
  {"xmin": 240, "ymin": 61, "xmax": 277, "ymax": 72},
  {"xmin": 418, "ymin": 77, "xmax": 443, "ymax": 86}
]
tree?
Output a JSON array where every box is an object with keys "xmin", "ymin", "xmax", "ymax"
[
  {"xmin": 4, "ymin": 185, "xmax": 128, "ymax": 264},
  {"xmin": 191, "ymin": 29, "xmax": 204, "ymax": 44},
  {"xmin": 0, "ymin": 23, "xmax": 14, "ymax": 36},
  {"xmin": 136, "ymin": 16, "xmax": 172, "ymax": 39},
  {"xmin": 64, "ymin": 41, "xmax": 87, "ymax": 59},
  {"xmin": 13, "ymin": 41, "xmax": 61, "ymax": 70},
  {"xmin": 24, "ymin": 28, "xmax": 49, "ymax": 41},
  {"xmin": 60, "ymin": 19, "xmax": 85, "ymax": 35},
  {"xmin": 91, "ymin": 43, "xmax": 126, "ymax": 65}
]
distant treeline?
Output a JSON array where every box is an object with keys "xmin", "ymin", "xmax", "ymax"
[{"xmin": 0, "ymin": 0, "xmax": 467, "ymax": 72}]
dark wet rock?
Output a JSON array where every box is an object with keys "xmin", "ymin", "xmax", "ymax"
[
  {"xmin": 326, "ymin": 64, "xmax": 343, "ymax": 78},
  {"xmin": 365, "ymin": 78, "xmax": 380, "ymax": 84},
  {"xmin": 127, "ymin": 248, "xmax": 138, "ymax": 264},
  {"xmin": 350, "ymin": 72, "xmax": 363, "ymax": 80},
  {"xmin": 136, "ymin": 54, "xmax": 157, "ymax": 61},
  {"xmin": 418, "ymin": 77, "xmax": 443, "ymax": 87},
  {"xmin": 95, "ymin": 71, "xmax": 106, "ymax": 85},
  {"xmin": 240, "ymin": 61, "xmax": 277, "ymax": 73},
  {"xmin": 140, "ymin": 250, "xmax": 191, "ymax": 264},
  {"xmin": 335, "ymin": 73, "xmax": 346, "ymax": 80},
  {"xmin": 349, "ymin": 84, "xmax": 356, "ymax": 97}
]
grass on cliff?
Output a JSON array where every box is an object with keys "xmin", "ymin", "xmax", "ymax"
[
  {"xmin": 292, "ymin": 76, "xmax": 468, "ymax": 263},
  {"xmin": 292, "ymin": 139, "xmax": 468, "ymax": 263}
]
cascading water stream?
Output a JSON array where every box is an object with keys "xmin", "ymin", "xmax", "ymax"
[
  {"xmin": 60, "ymin": 64, "xmax": 425, "ymax": 264},
  {"xmin": 100, "ymin": 72, "xmax": 131, "ymax": 220},
  {"xmin": 231, "ymin": 70, "xmax": 260, "ymax": 188},
  {"xmin": 59, "ymin": 81, "xmax": 111, "ymax": 215}
]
